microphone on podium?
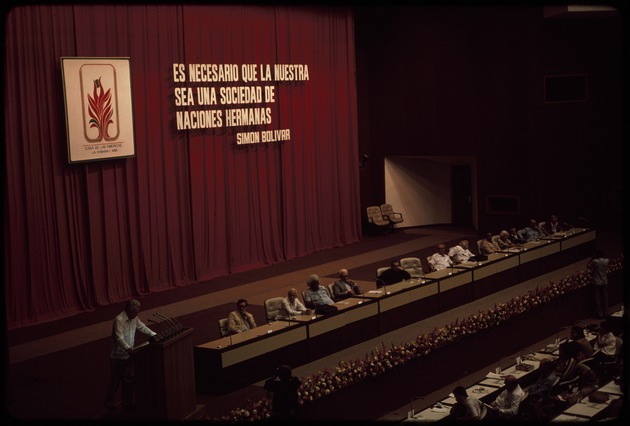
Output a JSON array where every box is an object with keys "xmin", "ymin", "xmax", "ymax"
[
  {"xmin": 153, "ymin": 313, "xmax": 176, "ymax": 338},
  {"xmin": 154, "ymin": 312, "xmax": 183, "ymax": 340},
  {"xmin": 148, "ymin": 317, "xmax": 167, "ymax": 342}
]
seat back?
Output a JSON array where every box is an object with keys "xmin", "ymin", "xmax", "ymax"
[
  {"xmin": 477, "ymin": 239, "xmax": 484, "ymax": 253},
  {"xmin": 366, "ymin": 206, "xmax": 389, "ymax": 226},
  {"xmin": 491, "ymin": 235, "xmax": 501, "ymax": 245},
  {"xmin": 400, "ymin": 257, "xmax": 423, "ymax": 277},
  {"xmin": 264, "ymin": 297, "xmax": 284, "ymax": 322},
  {"xmin": 218, "ymin": 318, "xmax": 230, "ymax": 337},
  {"xmin": 302, "ymin": 290, "xmax": 313, "ymax": 309},
  {"xmin": 614, "ymin": 336, "xmax": 623, "ymax": 357},
  {"xmin": 548, "ymin": 376, "xmax": 561, "ymax": 396},
  {"xmin": 323, "ymin": 285, "xmax": 333, "ymax": 299},
  {"xmin": 380, "ymin": 203, "xmax": 404, "ymax": 224},
  {"xmin": 516, "ymin": 390, "xmax": 529, "ymax": 418},
  {"xmin": 426, "ymin": 256, "xmax": 435, "ymax": 272},
  {"xmin": 376, "ymin": 266, "xmax": 390, "ymax": 278},
  {"xmin": 328, "ymin": 283, "xmax": 337, "ymax": 301},
  {"xmin": 478, "ymin": 404, "xmax": 488, "ymax": 420}
]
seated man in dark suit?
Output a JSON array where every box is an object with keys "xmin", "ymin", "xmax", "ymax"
[
  {"xmin": 332, "ymin": 268, "xmax": 362, "ymax": 300},
  {"xmin": 377, "ymin": 260, "xmax": 411, "ymax": 288},
  {"xmin": 543, "ymin": 214, "xmax": 573, "ymax": 235}
]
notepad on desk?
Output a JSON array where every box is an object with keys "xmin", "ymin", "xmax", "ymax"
[
  {"xmin": 367, "ymin": 290, "xmax": 383, "ymax": 294},
  {"xmin": 486, "ymin": 372, "xmax": 504, "ymax": 379}
]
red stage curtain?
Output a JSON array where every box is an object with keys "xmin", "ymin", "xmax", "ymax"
[{"xmin": 3, "ymin": 5, "xmax": 360, "ymax": 329}]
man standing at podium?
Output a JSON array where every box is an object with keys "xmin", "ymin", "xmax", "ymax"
[{"xmin": 103, "ymin": 299, "xmax": 157, "ymax": 411}]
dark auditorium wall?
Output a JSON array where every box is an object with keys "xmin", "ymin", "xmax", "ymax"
[{"xmin": 354, "ymin": 5, "xmax": 623, "ymax": 233}]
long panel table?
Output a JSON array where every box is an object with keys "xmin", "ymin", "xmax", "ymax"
[
  {"xmin": 452, "ymin": 251, "xmax": 520, "ymax": 299},
  {"xmin": 361, "ymin": 278, "xmax": 439, "ymax": 333},
  {"xmin": 420, "ymin": 268, "xmax": 473, "ymax": 311},
  {"xmin": 194, "ymin": 320, "xmax": 308, "ymax": 394},
  {"xmin": 404, "ymin": 309, "xmax": 620, "ymax": 424},
  {"xmin": 194, "ymin": 228, "xmax": 598, "ymax": 395},
  {"xmin": 304, "ymin": 297, "xmax": 380, "ymax": 359}
]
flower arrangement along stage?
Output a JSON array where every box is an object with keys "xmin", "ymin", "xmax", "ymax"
[{"xmin": 214, "ymin": 256, "xmax": 623, "ymax": 422}]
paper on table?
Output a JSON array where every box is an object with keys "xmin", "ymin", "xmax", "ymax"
[
  {"xmin": 486, "ymin": 372, "xmax": 504, "ymax": 379},
  {"xmin": 367, "ymin": 290, "xmax": 383, "ymax": 294}
]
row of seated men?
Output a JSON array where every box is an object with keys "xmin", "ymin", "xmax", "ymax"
[
  {"xmin": 446, "ymin": 320, "xmax": 623, "ymax": 421},
  {"xmin": 376, "ymin": 214, "xmax": 577, "ymax": 281},
  {"xmin": 224, "ymin": 214, "xmax": 578, "ymax": 334},
  {"xmin": 224, "ymin": 270, "xmax": 363, "ymax": 334}
]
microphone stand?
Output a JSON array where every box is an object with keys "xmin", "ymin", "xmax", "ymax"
[
  {"xmin": 457, "ymin": 370, "xmax": 469, "ymax": 387},
  {"xmin": 154, "ymin": 313, "xmax": 176, "ymax": 338},
  {"xmin": 149, "ymin": 316, "xmax": 168, "ymax": 342},
  {"xmin": 409, "ymin": 395, "xmax": 424, "ymax": 419}
]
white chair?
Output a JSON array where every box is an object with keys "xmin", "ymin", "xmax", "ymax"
[
  {"xmin": 264, "ymin": 297, "xmax": 284, "ymax": 322},
  {"xmin": 380, "ymin": 204, "xmax": 404, "ymax": 227},
  {"xmin": 376, "ymin": 266, "xmax": 390, "ymax": 288},
  {"xmin": 218, "ymin": 318, "xmax": 230, "ymax": 337},
  {"xmin": 366, "ymin": 206, "xmax": 391, "ymax": 233},
  {"xmin": 376, "ymin": 266, "xmax": 390, "ymax": 278},
  {"xmin": 328, "ymin": 283, "xmax": 339, "ymax": 301},
  {"xmin": 400, "ymin": 257, "xmax": 423, "ymax": 277},
  {"xmin": 426, "ymin": 256, "xmax": 435, "ymax": 272}
]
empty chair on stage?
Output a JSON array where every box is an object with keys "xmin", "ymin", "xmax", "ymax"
[
  {"xmin": 400, "ymin": 257, "xmax": 423, "ymax": 278},
  {"xmin": 380, "ymin": 203, "xmax": 404, "ymax": 229}
]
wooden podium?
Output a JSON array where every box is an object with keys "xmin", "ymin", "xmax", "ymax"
[{"xmin": 134, "ymin": 327, "xmax": 199, "ymax": 420}]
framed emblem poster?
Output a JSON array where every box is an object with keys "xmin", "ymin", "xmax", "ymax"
[{"xmin": 61, "ymin": 57, "xmax": 136, "ymax": 163}]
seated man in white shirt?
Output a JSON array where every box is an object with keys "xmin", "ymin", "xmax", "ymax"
[
  {"xmin": 428, "ymin": 243, "xmax": 454, "ymax": 271},
  {"xmin": 448, "ymin": 239, "xmax": 475, "ymax": 264},
  {"xmin": 276, "ymin": 288, "xmax": 311, "ymax": 319},
  {"xmin": 487, "ymin": 375, "xmax": 526, "ymax": 419}
]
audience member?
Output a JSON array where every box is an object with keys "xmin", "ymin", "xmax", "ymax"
[
  {"xmin": 332, "ymin": 268, "xmax": 362, "ymax": 300},
  {"xmin": 228, "ymin": 298, "xmax": 257, "ymax": 334},
  {"xmin": 555, "ymin": 366, "xmax": 598, "ymax": 405},
  {"xmin": 569, "ymin": 325, "xmax": 594, "ymax": 362},
  {"xmin": 525, "ymin": 359, "xmax": 558, "ymax": 400},
  {"xmin": 497, "ymin": 229, "xmax": 521, "ymax": 250},
  {"xmin": 276, "ymin": 288, "xmax": 311, "ymax": 319},
  {"xmin": 428, "ymin": 244, "xmax": 454, "ymax": 271},
  {"xmin": 519, "ymin": 359, "xmax": 557, "ymax": 420},
  {"xmin": 479, "ymin": 232, "xmax": 499, "ymax": 256},
  {"xmin": 587, "ymin": 249, "xmax": 610, "ymax": 319},
  {"xmin": 592, "ymin": 320, "xmax": 617, "ymax": 366},
  {"xmin": 508, "ymin": 226, "xmax": 525, "ymax": 245},
  {"xmin": 487, "ymin": 375, "xmax": 525, "ymax": 419},
  {"xmin": 103, "ymin": 299, "xmax": 157, "ymax": 411},
  {"xmin": 518, "ymin": 218, "xmax": 543, "ymax": 242},
  {"xmin": 448, "ymin": 239, "xmax": 475, "ymax": 264},
  {"xmin": 303, "ymin": 274, "xmax": 337, "ymax": 314},
  {"xmin": 377, "ymin": 260, "xmax": 411, "ymax": 286},
  {"xmin": 597, "ymin": 396, "xmax": 623, "ymax": 422},
  {"xmin": 554, "ymin": 341, "xmax": 580, "ymax": 385},
  {"xmin": 543, "ymin": 213, "xmax": 573, "ymax": 235},
  {"xmin": 451, "ymin": 386, "xmax": 485, "ymax": 420},
  {"xmin": 542, "ymin": 365, "xmax": 598, "ymax": 419},
  {"xmin": 263, "ymin": 364, "xmax": 302, "ymax": 419}
]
